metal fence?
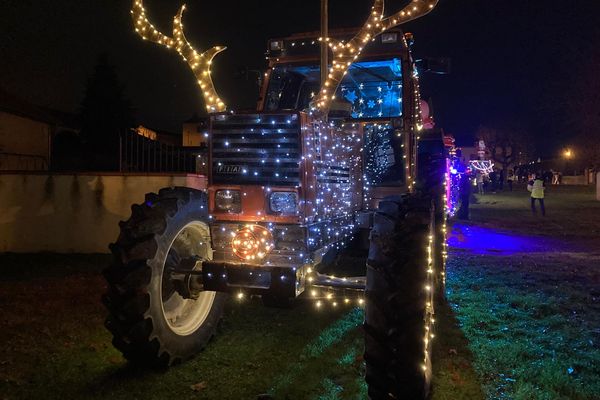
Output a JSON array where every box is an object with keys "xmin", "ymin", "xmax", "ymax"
[
  {"xmin": 0, "ymin": 152, "xmax": 48, "ymax": 171},
  {"xmin": 120, "ymin": 130, "xmax": 207, "ymax": 174}
]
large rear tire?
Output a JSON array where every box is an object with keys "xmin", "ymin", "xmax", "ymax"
[
  {"xmin": 103, "ymin": 187, "xmax": 226, "ymax": 367},
  {"xmin": 364, "ymin": 195, "xmax": 436, "ymax": 399}
]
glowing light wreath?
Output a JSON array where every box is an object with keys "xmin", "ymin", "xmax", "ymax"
[
  {"xmin": 231, "ymin": 225, "xmax": 274, "ymax": 261},
  {"xmin": 470, "ymin": 160, "xmax": 494, "ymax": 175}
]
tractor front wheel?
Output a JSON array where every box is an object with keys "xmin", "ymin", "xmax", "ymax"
[{"xmin": 103, "ymin": 187, "xmax": 226, "ymax": 367}]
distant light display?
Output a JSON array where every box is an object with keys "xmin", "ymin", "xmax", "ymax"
[{"xmin": 470, "ymin": 160, "xmax": 494, "ymax": 175}]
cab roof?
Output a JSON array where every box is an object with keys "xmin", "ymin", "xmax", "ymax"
[{"xmin": 266, "ymin": 28, "xmax": 410, "ymax": 64}]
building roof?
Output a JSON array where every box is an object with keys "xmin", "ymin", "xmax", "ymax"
[
  {"xmin": 0, "ymin": 87, "xmax": 79, "ymax": 128},
  {"xmin": 184, "ymin": 113, "xmax": 207, "ymax": 124}
]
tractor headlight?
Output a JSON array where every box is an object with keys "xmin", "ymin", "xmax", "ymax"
[
  {"xmin": 269, "ymin": 192, "xmax": 298, "ymax": 214},
  {"xmin": 215, "ymin": 190, "xmax": 241, "ymax": 213}
]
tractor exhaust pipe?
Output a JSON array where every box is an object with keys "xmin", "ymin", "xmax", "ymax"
[{"xmin": 320, "ymin": 0, "xmax": 328, "ymax": 101}]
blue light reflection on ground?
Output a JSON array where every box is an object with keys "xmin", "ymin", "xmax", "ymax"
[{"xmin": 449, "ymin": 223, "xmax": 572, "ymax": 255}]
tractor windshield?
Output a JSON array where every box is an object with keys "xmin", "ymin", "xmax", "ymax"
[{"xmin": 265, "ymin": 59, "xmax": 403, "ymax": 119}]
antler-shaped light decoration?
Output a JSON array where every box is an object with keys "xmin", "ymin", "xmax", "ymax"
[
  {"xmin": 313, "ymin": 0, "xmax": 439, "ymax": 117},
  {"xmin": 131, "ymin": 0, "xmax": 227, "ymax": 113}
]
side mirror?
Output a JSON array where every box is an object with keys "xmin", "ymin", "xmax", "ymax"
[{"xmin": 417, "ymin": 58, "xmax": 452, "ymax": 75}]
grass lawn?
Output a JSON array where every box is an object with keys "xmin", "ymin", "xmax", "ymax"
[
  {"xmin": 447, "ymin": 185, "xmax": 600, "ymax": 399},
  {"xmin": 3, "ymin": 185, "xmax": 596, "ymax": 399},
  {"xmin": 0, "ymin": 255, "xmax": 481, "ymax": 399}
]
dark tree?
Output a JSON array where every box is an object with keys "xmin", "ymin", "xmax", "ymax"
[
  {"xmin": 79, "ymin": 54, "xmax": 134, "ymax": 171},
  {"xmin": 476, "ymin": 123, "xmax": 534, "ymax": 176},
  {"xmin": 51, "ymin": 130, "xmax": 84, "ymax": 171}
]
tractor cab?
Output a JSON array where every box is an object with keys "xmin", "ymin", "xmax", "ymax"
[{"xmin": 259, "ymin": 28, "xmax": 422, "ymax": 194}]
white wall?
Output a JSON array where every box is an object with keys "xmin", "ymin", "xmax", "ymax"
[
  {"xmin": 0, "ymin": 111, "xmax": 50, "ymax": 169},
  {"xmin": 561, "ymin": 175, "xmax": 587, "ymax": 185},
  {"xmin": 0, "ymin": 173, "xmax": 207, "ymax": 253}
]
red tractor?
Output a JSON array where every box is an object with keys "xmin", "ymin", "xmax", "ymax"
[{"xmin": 104, "ymin": 0, "xmax": 447, "ymax": 397}]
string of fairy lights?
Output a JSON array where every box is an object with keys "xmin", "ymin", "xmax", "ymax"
[
  {"xmin": 131, "ymin": 0, "xmax": 227, "ymax": 113},
  {"xmin": 423, "ymin": 227, "xmax": 435, "ymax": 376}
]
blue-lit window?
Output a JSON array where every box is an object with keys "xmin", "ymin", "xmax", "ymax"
[
  {"xmin": 265, "ymin": 59, "xmax": 403, "ymax": 119},
  {"xmin": 338, "ymin": 60, "xmax": 403, "ymax": 119}
]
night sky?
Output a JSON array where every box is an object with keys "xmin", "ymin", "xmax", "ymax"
[{"xmin": 1, "ymin": 0, "xmax": 599, "ymax": 156}]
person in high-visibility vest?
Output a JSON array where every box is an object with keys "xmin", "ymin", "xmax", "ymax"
[{"xmin": 527, "ymin": 173, "xmax": 546, "ymax": 216}]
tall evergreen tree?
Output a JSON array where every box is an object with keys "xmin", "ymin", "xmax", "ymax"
[{"xmin": 79, "ymin": 54, "xmax": 134, "ymax": 170}]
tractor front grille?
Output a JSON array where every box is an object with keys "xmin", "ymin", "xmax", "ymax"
[{"xmin": 210, "ymin": 113, "xmax": 301, "ymax": 186}]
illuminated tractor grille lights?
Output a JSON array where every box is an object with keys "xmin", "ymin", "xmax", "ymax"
[
  {"xmin": 231, "ymin": 225, "xmax": 274, "ymax": 261},
  {"xmin": 305, "ymin": 217, "xmax": 356, "ymax": 253},
  {"xmin": 211, "ymin": 114, "xmax": 302, "ymax": 186}
]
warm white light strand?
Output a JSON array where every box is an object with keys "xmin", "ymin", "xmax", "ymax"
[{"xmin": 131, "ymin": 0, "xmax": 227, "ymax": 112}]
